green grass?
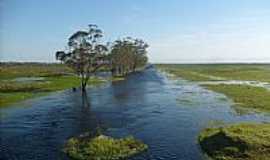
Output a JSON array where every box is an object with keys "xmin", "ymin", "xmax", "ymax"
[
  {"xmin": 156, "ymin": 64, "xmax": 270, "ymax": 82},
  {"xmin": 0, "ymin": 76, "xmax": 106, "ymax": 107},
  {"xmin": 0, "ymin": 63, "xmax": 72, "ymax": 79},
  {"xmin": 203, "ymin": 84, "xmax": 270, "ymax": 113},
  {"xmin": 198, "ymin": 123, "xmax": 270, "ymax": 160},
  {"xmin": 156, "ymin": 64, "xmax": 270, "ymax": 113},
  {"xmin": 0, "ymin": 63, "xmax": 107, "ymax": 107},
  {"xmin": 0, "ymin": 92, "xmax": 49, "ymax": 107},
  {"xmin": 108, "ymin": 76, "xmax": 125, "ymax": 82},
  {"xmin": 64, "ymin": 135, "xmax": 148, "ymax": 160}
]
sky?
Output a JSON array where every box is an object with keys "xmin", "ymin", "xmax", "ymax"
[{"xmin": 1, "ymin": 0, "xmax": 270, "ymax": 63}]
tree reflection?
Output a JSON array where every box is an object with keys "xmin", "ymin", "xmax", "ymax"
[{"xmin": 81, "ymin": 91, "xmax": 90, "ymax": 107}]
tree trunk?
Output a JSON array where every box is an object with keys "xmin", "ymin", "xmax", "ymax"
[
  {"xmin": 81, "ymin": 76, "xmax": 87, "ymax": 93},
  {"xmin": 81, "ymin": 83, "xmax": 86, "ymax": 92}
]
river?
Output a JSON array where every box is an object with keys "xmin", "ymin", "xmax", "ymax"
[{"xmin": 1, "ymin": 67, "xmax": 270, "ymax": 160}]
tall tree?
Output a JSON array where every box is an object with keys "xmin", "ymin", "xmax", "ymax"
[{"xmin": 55, "ymin": 24, "xmax": 108, "ymax": 92}]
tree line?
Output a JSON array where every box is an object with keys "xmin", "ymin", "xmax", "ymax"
[{"xmin": 55, "ymin": 24, "xmax": 148, "ymax": 92}]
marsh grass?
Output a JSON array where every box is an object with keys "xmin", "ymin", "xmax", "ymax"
[
  {"xmin": 198, "ymin": 123, "xmax": 270, "ymax": 160},
  {"xmin": 203, "ymin": 84, "xmax": 270, "ymax": 113},
  {"xmin": 156, "ymin": 64, "xmax": 270, "ymax": 82},
  {"xmin": 64, "ymin": 135, "xmax": 148, "ymax": 160},
  {"xmin": 156, "ymin": 64, "xmax": 270, "ymax": 113},
  {"xmin": 0, "ymin": 63, "xmax": 108, "ymax": 107}
]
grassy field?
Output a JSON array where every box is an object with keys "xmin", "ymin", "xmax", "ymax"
[
  {"xmin": 156, "ymin": 64, "xmax": 270, "ymax": 113},
  {"xmin": 203, "ymin": 84, "xmax": 270, "ymax": 113},
  {"xmin": 0, "ymin": 63, "xmax": 106, "ymax": 107},
  {"xmin": 156, "ymin": 64, "xmax": 270, "ymax": 82},
  {"xmin": 198, "ymin": 123, "xmax": 270, "ymax": 160}
]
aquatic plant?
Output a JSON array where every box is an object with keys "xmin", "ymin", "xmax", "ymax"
[{"xmin": 64, "ymin": 134, "xmax": 148, "ymax": 160}]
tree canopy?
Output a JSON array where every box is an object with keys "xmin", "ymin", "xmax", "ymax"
[
  {"xmin": 55, "ymin": 25, "xmax": 149, "ymax": 92},
  {"xmin": 55, "ymin": 24, "xmax": 108, "ymax": 92}
]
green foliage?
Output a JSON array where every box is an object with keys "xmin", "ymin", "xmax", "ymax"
[
  {"xmin": 55, "ymin": 24, "xmax": 108, "ymax": 91},
  {"xmin": 109, "ymin": 37, "xmax": 148, "ymax": 76},
  {"xmin": 203, "ymin": 84, "xmax": 270, "ymax": 113},
  {"xmin": 64, "ymin": 135, "xmax": 148, "ymax": 160},
  {"xmin": 198, "ymin": 123, "xmax": 270, "ymax": 160}
]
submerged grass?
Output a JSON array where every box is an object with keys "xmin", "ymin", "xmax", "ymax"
[
  {"xmin": 64, "ymin": 135, "xmax": 148, "ymax": 160},
  {"xmin": 0, "ymin": 76, "xmax": 105, "ymax": 107},
  {"xmin": 198, "ymin": 123, "xmax": 270, "ymax": 160},
  {"xmin": 203, "ymin": 84, "xmax": 270, "ymax": 113},
  {"xmin": 0, "ymin": 63, "xmax": 107, "ymax": 107}
]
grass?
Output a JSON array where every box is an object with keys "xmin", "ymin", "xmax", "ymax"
[
  {"xmin": 198, "ymin": 123, "xmax": 270, "ymax": 160},
  {"xmin": 109, "ymin": 76, "xmax": 125, "ymax": 82},
  {"xmin": 64, "ymin": 134, "xmax": 148, "ymax": 160},
  {"xmin": 156, "ymin": 64, "xmax": 270, "ymax": 82},
  {"xmin": 0, "ymin": 63, "xmax": 106, "ymax": 107},
  {"xmin": 156, "ymin": 64, "xmax": 270, "ymax": 113},
  {"xmin": 202, "ymin": 84, "xmax": 270, "ymax": 113},
  {"xmin": 0, "ymin": 63, "xmax": 72, "ymax": 79}
]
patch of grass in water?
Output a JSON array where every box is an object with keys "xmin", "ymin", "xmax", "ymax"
[
  {"xmin": 0, "ymin": 92, "xmax": 48, "ymax": 107},
  {"xmin": 203, "ymin": 84, "xmax": 270, "ymax": 113},
  {"xmin": 198, "ymin": 123, "xmax": 270, "ymax": 160},
  {"xmin": 64, "ymin": 134, "xmax": 148, "ymax": 160},
  {"xmin": 108, "ymin": 76, "xmax": 125, "ymax": 82}
]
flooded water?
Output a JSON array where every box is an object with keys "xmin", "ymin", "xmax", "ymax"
[
  {"xmin": 11, "ymin": 77, "xmax": 46, "ymax": 83},
  {"xmin": 198, "ymin": 80, "xmax": 270, "ymax": 90},
  {"xmin": 1, "ymin": 67, "xmax": 270, "ymax": 160}
]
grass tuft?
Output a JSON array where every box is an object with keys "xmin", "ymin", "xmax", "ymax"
[
  {"xmin": 198, "ymin": 123, "xmax": 270, "ymax": 160},
  {"xmin": 64, "ymin": 134, "xmax": 148, "ymax": 160}
]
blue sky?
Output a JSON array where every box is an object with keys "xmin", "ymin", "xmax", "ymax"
[{"xmin": 1, "ymin": 0, "xmax": 270, "ymax": 63}]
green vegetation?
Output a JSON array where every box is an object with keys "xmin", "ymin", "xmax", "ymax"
[
  {"xmin": 109, "ymin": 37, "xmax": 148, "ymax": 76},
  {"xmin": 56, "ymin": 25, "xmax": 149, "ymax": 92},
  {"xmin": 64, "ymin": 135, "xmax": 148, "ymax": 160},
  {"xmin": 156, "ymin": 64, "xmax": 270, "ymax": 82},
  {"xmin": 156, "ymin": 64, "xmax": 270, "ymax": 113},
  {"xmin": 0, "ymin": 63, "xmax": 106, "ymax": 107},
  {"xmin": 109, "ymin": 76, "xmax": 126, "ymax": 82},
  {"xmin": 198, "ymin": 123, "xmax": 270, "ymax": 160},
  {"xmin": 55, "ymin": 25, "xmax": 109, "ymax": 92},
  {"xmin": 203, "ymin": 84, "xmax": 270, "ymax": 113}
]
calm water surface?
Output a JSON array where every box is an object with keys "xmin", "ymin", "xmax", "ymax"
[{"xmin": 1, "ymin": 67, "xmax": 270, "ymax": 160}]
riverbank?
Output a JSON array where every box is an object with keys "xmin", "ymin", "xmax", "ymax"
[
  {"xmin": 156, "ymin": 64, "xmax": 270, "ymax": 113},
  {"xmin": 0, "ymin": 63, "xmax": 109, "ymax": 107},
  {"xmin": 198, "ymin": 123, "xmax": 270, "ymax": 160}
]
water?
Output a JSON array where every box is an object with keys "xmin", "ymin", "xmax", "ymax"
[
  {"xmin": 11, "ymin": 77, "xmax": 45, "ymax": 83},
  {"xmin": 198, "ymin": 80, "xmax": 270, "ymax": 90},
  {"xmin": 1, "ymin": 67, "xmax": 270, "ymax": 160}
]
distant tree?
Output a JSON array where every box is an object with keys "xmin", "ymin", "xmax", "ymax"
[
  {"xmin": 55, "ymin": 24, "xmax": 108, "ymax": 92},
  {"xmin": 132, "ymin": 39, "xmax": 149, "ymax": 71},
  {"xmin": 109, "ymin": 37, "xmax": 148, "ymax": 76}
]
